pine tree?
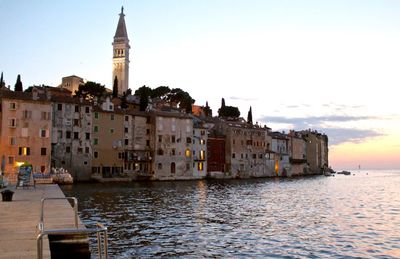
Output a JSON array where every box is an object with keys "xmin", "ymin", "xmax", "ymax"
[
  {"xmin": 221, "ymin": 98, "xmax": 225, "ymax": 108},
  {"xmin": 14, "ymin": 74, "xmax": 23, "ymax": 91},
  {"xmin": 247, "ymin": 106, "xmax": 253, "ymax": 124},
  {"xmin": 112, "ymin": 76, "xmax": 118, "ymax": 98}
]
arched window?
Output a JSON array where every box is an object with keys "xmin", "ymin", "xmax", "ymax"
[{"xmin": 171, "ymin": 162, "xmax": 176, "ymax": 174}]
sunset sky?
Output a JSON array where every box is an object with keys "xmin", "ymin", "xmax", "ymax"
[{"xmin": 1, "ymin": 0, "xmax": 399, "ymax": 170}]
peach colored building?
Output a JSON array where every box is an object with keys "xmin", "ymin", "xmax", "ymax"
[{"xmin": 0, "ymin": 90, "xmax": 52, "ymax": 181}]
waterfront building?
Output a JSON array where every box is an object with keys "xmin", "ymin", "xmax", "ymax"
[
  {"xmin": 192, "ymin": 118, "xmax": 208, "ymax": 178},
  {"xmin": 91, "ymin": 100, "xmax": 125, "ymax": 179},
  {"xmin": 287, "ymin": 130, "xmax": 307, "ymax": 176},
  {"xmin": 299, "ymin": 129, "xmax": 329, "ymax": 174},
  {"xmin": 269, "ymin": 131, "xmax": 291, "ymax": 176},
  {"xmin": 112, "ymin": 7, "xmax": 130, "ymax": 95},
  {"xmin": 51, "ymin": 94, "xmax": 93, "ymax": 181},
  {"xmin": 207, "ymin": 135, "xmax": 226, "ymax": 174},
  {"xmin": 211, "ymin": 118, "xmax": 270, "ymax": 178},
  {"xmin": 122, "ymin": 111, "xmax": 153, "ymax": 179},
  {"xmin": 0, "ymin": 89, "xmax": 52, "ymax": 179},
  {"xmin": 151, "ymin": 110, "xmax": 194, "ymax": 180},
  {"xmin": 59, "ymin": 75, "xmax": 84, "ymax": 95}
]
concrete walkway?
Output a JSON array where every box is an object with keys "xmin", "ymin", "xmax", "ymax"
[{"xmin": 0, "ymin": 184, "xmax": 84, "ymax": 259}]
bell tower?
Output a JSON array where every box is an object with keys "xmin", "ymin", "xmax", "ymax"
[{"xmin": 112, "ymin": 6, "xmax": 130, "ymax": 95}]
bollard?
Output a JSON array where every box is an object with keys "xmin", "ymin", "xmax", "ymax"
[{"xmin": 1, "ymin": 189, "xmax": 14, "ymax": 202}]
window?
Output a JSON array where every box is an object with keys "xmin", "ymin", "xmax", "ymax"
[
  {"xmin": 85, "ymin": 106, "xmax": 90, "ymax": 113},
  {"xmin": 157, "ymin": 149, "xmax": 164, "ymax": 155},
  {"xmin": 20, "ymin": 127, "xmax": 28, "ymax": 137},
  {"xmin": 40, "ymin": 129, "xmax": 47, "ymax": 138},
  {"xmin": 94, "ymin": 112, "xmax": 99, "ymax": 119},
  {"xmin": 23, "ymin": 110, "xmax": 32, "ymax": 119},
  {"xmin": 146, "ymin": 129, "xmax": 150, "ymax": 135},
  {"xmin": 110, "ymin": 114, "xmax": 114, "ymax": 120},
  {"xmin": 200, "ymin": 150, "xmax": 205, "ymax": 160},
  {"xmin": 8, "ymin": 156, "xmax": 14, "ymax": 164},
  {"xmin": 74, "ymin": 132, "xmax": 79, "ymax": 139},
  {"xmin": 186, "ymin": 163, "xmax": 190, "ymax": 170},
  {"xmin": 124, "ymin": 139, "xmax": 129, "ymax": 145},
  {"xmin": 85, "ymin": 147, "xmax": 89, "ymax": 154},
  {"xmin": 66, "ymin": 131, "xmax": 71, "ymax": 139},
  {"xmin": 94, "ymin": 138, "xmax": 98, "ymax": 145},
  {"xmin": 233, "ymin": 139, "xmax": 235, "ymax": 145},
  {"xmin": 146, "ymin": 140, "xmax": 150, "ymax": 147},
  {"xmin": 75, "ymin": 105, "xmax": 79, "ymax": 112},
  {"xmin": 158, "ymin": 163, "xmax": 162, "ymax": 170},
  {"xmin": 125, "ymin": 116, "xmax": 129, "ymax": 121},
  {"xmin": 10, "ymin": 137, "xmax": 16, "ymax": 146},
  {"xmin": 19, "ymin": 147, "xmax": 30, "ymax": 156},
  {"xmin": 259, "ymin": 153, "xmax": 263, "ymax": 159},
  {"xmin": 124, "ymin": 127, "xmax": 128, "ymax": 133},
  {"xmin": 9, "ymin": 118, "xmax": 17, "ymax": 128},
  {"xmin": 110, "ymin": 128, "xmax": 114, "ymax": 134},
  {"xmin": 200, "ymin": 139, "xmax": 205, "ymax": 145},
  {"xmin": 247, "ymin": 140, "xmax": 252, "ymax": 145},
  {"xmin": 201, "ymin": 130, "xmax": 205, "ymax": 136},
  {"xmin": 186, "ymin": 137, "xmax": 191, "ymax": 144},
  {"xmin": 66, "ymin": 146, "xmax": 71, "ymax": 153},
  {"xmin": 171, "ymin": 135, "xmax": 176, "ymax": 143},
  {"xmin": 41, "ymin": 148, "xmax": 47, "ymax": 156},
  {"xmin": 193, "ymin": 150, "xmax": 196, "ymax": 156},
  {"xmin": 41, "ymin": 112, "xmax": 50, "ymax": 120},
  {"xmin": 252, "ymin": 154, "xmax": 257, "ymax": 159},
  {"xmin": 232, "ymin": 153, "xmax": 236, "ymax": 159},
  {"xmin": 94, "ymin": 126, "xmax": 98, "ymax": 132},
  {"xmin": 171, "ymin": 124, "xmax": 176, "ymax": 132},
  {"xmin": 171, "ymin": 162, "xmax": 176, "ymax": 174},
  {"xmin": 171, "ymin": 149, "xmax": 176, "ymax": 156},
  {"xmin": 198, "ymin": 162, "xmax": 204, "ymax": 171},
  {"xmin": 74, "ymin": 119, "xmax": 79, "ymax": 126},
  {"xmin": 158, "ymin": 135, "xmax": 162, "ymax": 143},
  {"xmin": 57, "ymin": 103, "xmax": 62, "ymax": 111},
  {"xmin": 185, "ymin": 149, "xmax": 191, "ymax": 158},
  {"xmin": 9, "ymin": 102, "xmax": 16, "ymax": 110},
  {"xmin": 94, "ymin": 151, "xmax": 98, "ymax": 158}
]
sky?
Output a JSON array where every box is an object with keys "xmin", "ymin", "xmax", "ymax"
[{"xmin": 1, "ymin": 0, "xmax": 399, "ymax": 170}]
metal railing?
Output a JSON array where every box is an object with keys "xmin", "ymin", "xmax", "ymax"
[{"xmin": 37, "ymin": 197, "xmax": 108, "ymax": 259}]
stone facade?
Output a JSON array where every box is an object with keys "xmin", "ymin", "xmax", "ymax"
[
  {"xmin": 0, "ymin": 90, "xmax": 52, "ymax": 181},
  {"xmin": 59, "ymin": 75, "xmax": 84, "ymax": 95},
  {"xmin": 51, "ymin": 96, "xmax": 93, "ymax": 181}
]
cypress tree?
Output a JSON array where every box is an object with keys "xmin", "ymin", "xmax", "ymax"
[
  {"xmin": 14, "ymin": 74, "xmax": 23, "ymax": 91},
  {"xmin": 221, "ymin": 98, "xmax": 225, "ymax": 108},
  {"xmin": 112, "ymin": 76, "xmax": 118, "ymax": 98},
  {"xmin": 247, "ymin": 106, "xmax": 253, "ymax": 124},
  {"xmin": 0, "ymin": 72, "xmax": 4, "ymax": 87}
]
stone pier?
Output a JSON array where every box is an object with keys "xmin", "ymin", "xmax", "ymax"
[{"xmin": 0, "ymin": 184, "xmax": 86, "ymax": 259}]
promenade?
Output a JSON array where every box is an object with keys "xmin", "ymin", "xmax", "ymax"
[{"xmin": 0, "ymin": 184, "xmax": 84, "ymax": 259}]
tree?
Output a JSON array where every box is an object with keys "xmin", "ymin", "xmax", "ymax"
[
  {"xmin": 134, "ymin": 85, "xmax": 152, "ymax": 98},
  {"xmin": 121, "ymin": 91, "xmax": 129, "ymax": 109},
  {"xmin": 139, "ymin": 91, "xmax": 149, "ymax": 111},
  {"xmin": 221, "ymin": 98, "xmax": 225, "ymax": 108},
  {"xmin": 112, "ymin": 76, "xmax": 118, "ymax": 98},
  {"xmin": 151, "ymin": 86, "xmax": 171, "ymax": 100},
  {"xmin": 218, "ymin": 105, "xmax": 240, "ymax": 118},
  {"xmin": 75, "ymin": 81, "xmax": 106, "ymax": 100},
  {"xmin": 0, "ymin": 72, "xmax": 4, "ymax": 88},
  {"xmin": 203, "ymin": 101, "xmax": 212, "ymax": 117},
  {"xmin": 14, "ymin": 74, "xmax": 23, "ymax": 91},
  {"xmin": 247, "ymin": 106, "xmax": 253, "ymax": 124}
]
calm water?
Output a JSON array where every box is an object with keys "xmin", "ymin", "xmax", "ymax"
[{"xmin": 61, "ymin": 170, "xmax": 400, "ymax": 258}]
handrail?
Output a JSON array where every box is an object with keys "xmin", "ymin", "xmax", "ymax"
[
  {"xmin": 40, "ymin": 197, "xmax": 78, "ymax": 229},
  {"xmin": 37, "ymin": 197, "xmax": 108, "ymax": 259}
]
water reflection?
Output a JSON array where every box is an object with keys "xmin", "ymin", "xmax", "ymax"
[{"xmin": 62, "ymin": 171, "xmax": 400, "ymax": 258}]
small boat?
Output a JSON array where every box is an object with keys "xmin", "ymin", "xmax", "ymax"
[{"xmin": 337, "ymin": 170, "xmax": 351, "ymax": 175}]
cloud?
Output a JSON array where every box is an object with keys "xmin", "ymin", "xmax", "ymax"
[{"xmin": 258, "ymin": 114, "xmax": 383, "ymax": 145}]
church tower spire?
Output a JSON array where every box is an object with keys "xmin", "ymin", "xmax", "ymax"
[{"xmin": 112, "ymin": 6, "xmax": 130, "ymax": 95}]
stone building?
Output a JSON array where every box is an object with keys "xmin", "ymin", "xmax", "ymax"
[
  {"xmin": 299, "ymin": 129, "xmax": 329, "ymax": 174},
  {"xmin": 287, "ymin": 130, "xmax": 307, "ymax": 176},
  {"xmin": 269, "ymin": 131, "xmax": 291, "ymax": 176},
  {"xmin": 51, "ymin": 95, "xmax": 93, "ymax": 181},
  {"xmin": 112, "ymin": 7, "xmax": 130, "ymax": 95},
  {"xmin": 59, "ymin": 75, "xmax": 84, "ymax": 95},
  {"xmin": 151, "ymin": 111, "xmax": 194, "ymax": 180},
  {"xmin": 0, "ymin": 90, "xmax": 52, "ymax": 180},
  {"xmin": 91, "ymin": 101, "xmax": 125, "ymax": 179},
  {"xmin": 192, "ymin": 118, "xmax": 208, "ymax": 178},
  {"xmin": 122, "ymin": 111, "xmax": 153, "ymax": 179}
]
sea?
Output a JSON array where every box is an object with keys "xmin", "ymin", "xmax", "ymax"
[{"xmin": 61, "ymin": 170, "xmax": 400, "ymax": 258}]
